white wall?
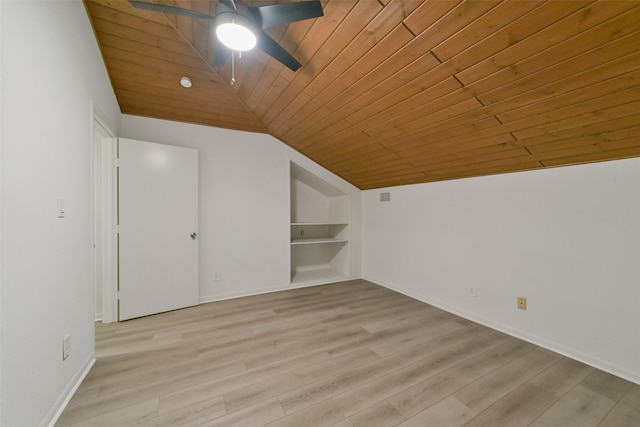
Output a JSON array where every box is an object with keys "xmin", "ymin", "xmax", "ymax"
[
  {"xmin": 0, "ymin": 1, "xmax": 120, "ymax": 426},
  {"xmin": 120, "ymin": 115, "xmax": 361, "ymax": 302},
  {"xmin": 362, "ymin": 158, "xmax": 640, "ymax": 383}
]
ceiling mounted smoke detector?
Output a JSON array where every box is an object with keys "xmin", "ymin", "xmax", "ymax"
[{"xmin": 180, "ymin": 76, "xmax": 192, "ymax": 88}]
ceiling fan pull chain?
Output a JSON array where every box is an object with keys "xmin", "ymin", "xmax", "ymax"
[{"xmin": 231, "ymin": 50, "xmax": 236, "ymax": 85}]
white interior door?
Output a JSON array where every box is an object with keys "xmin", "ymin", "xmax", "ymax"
[{"xmin": 118, "ymin": 138, "xmax": 199, "ymax": 320}]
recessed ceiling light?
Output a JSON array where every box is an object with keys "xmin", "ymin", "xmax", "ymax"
[{"xmin": 180, "ymin": 76, "xmax": 192, "ymax": 88}]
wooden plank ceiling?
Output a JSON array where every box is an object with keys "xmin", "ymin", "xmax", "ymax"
[{"xmin": 85, "ymin": 0, "xmax": 640, "ymax": 189}]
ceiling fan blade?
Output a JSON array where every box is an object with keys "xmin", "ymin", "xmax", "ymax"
[
  {"xmin": 129, "ymin": 1, "xmax": 215, "ymax": 19},
  {"xmin": 218, "ymin": 0, "xmax": 237, "ymax": 13},
  {"xmin": 257, "ymin": 30, "xmax": 302, "ymax": 71},
  {"xmin": 254, "ymin": 1, "xmax": 323, "ymax": 30},
  {"xmin": 213, "ymin": 43, "xmax": 230, "ymax": 67}
]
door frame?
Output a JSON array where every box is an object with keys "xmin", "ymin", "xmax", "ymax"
[{"xmin": 92, "ymin": 114, "xmax": 118, "ymax": 323}]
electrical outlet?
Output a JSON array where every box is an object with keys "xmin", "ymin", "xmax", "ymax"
[
  {"xmin": 63, "ymin": 334, "xmax": 71, "ymax": 360},
  {"xmin": 469, "ymin": 286, "xmax": 477, "ymax": 298},
  {"xmin": 517, "ymin": 297, "xmax": 527, "ymax": 310},
  {"xmin": 213, "ymin": 272, "xmax": 220, "ymax": 282}
]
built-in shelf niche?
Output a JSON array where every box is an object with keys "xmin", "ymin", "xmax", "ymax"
[{"xmin": 290, "ymin": 161, "xmax": 350, "ymax": 285}]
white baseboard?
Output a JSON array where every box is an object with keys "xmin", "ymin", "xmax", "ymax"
[
  {"xmin": 362, "ymin": 275, "xmax": 640, "ymax": 386},
  {"xmin": 43, "ymin": 354, "xmax": 96, "ymax": 427}
]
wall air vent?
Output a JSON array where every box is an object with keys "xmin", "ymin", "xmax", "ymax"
[{"xmin": 380, "ymin": 192, "xmax": 391, "ymax": 202}]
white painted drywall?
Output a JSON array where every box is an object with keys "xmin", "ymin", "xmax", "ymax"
[
  {"xmin": 362, "ymin": 158, "xmax": 640, "ymax": 383},
  {"xmin": 120, "ymin": 115, "xmax": 361, "ymax": 302},
  {"xmin": 0, "ymin": 1, "xmax": 120, "ymax": 425}
]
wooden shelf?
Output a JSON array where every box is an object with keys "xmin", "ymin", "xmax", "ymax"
[
  {"xmin": 290, "ymin": 267, "xmax": 349, "ymax": 285},
  {"xmin": 291, "ymin": 222, "xmax": 348, "ymax": 226},
  {"xmin": 291, "ymin": 238, "xmax": 348, "ymax": 245}
]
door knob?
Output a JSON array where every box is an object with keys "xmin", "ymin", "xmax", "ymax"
[{"xmin": 190, "ymin": 232, "xmax": 197, "ymax": 240}]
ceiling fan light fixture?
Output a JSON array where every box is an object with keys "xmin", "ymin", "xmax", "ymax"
[{"xmin": 215, "ymin": 13, "xmax": 257, "ymax": 51}]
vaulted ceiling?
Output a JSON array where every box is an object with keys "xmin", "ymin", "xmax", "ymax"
[{"xmin": 85, "ymin": 0, "xmax": 640, "ymax": 189}]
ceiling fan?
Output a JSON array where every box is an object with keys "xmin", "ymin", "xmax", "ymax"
[{"xmin": 130, "ymin": 0, "xmax": 323, "ymax": 72}]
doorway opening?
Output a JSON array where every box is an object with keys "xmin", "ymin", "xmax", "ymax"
[{"xmin": 93, "ymin": 117, "xmax": 117, "ymax": 323}]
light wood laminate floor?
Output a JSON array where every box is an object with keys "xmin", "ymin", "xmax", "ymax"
[{"xmin": 57, "ymin": 280, "xmax": 640, "ymax": 426}]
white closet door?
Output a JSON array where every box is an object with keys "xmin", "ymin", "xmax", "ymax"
[{"xmin": 118, "ymin": 138, "xmax": 199, "ymax": 320}]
